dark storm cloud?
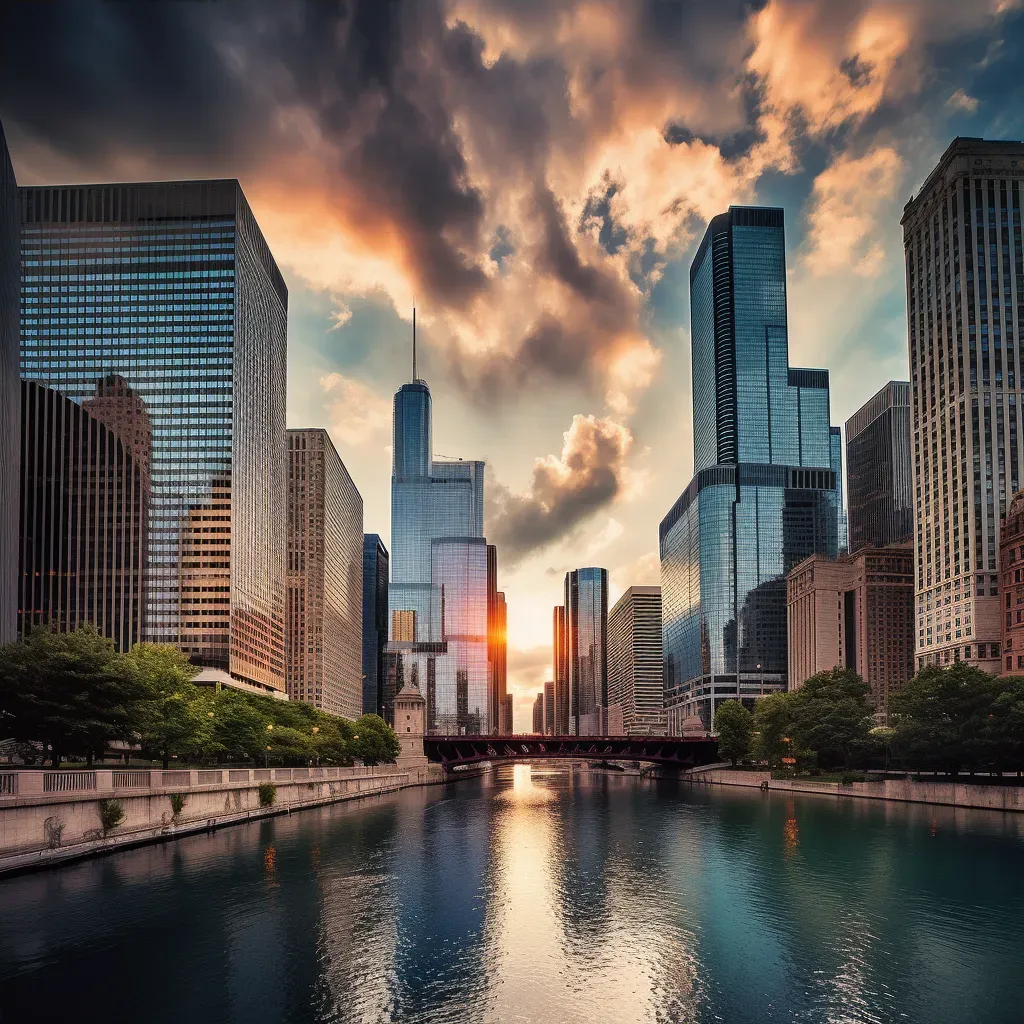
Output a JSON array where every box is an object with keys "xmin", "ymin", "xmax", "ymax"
[{"xmin": 485, "ymin": 414, "xmax": 632, "ymax": 565}]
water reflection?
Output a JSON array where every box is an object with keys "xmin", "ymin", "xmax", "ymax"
[{"xmin": 0, "ymin": 770, "xmax": 1022, "ymax": 1024}]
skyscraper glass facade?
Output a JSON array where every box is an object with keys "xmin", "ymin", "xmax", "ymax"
[
  {"xmin": 564, "ymin": 567, "xmax": 608, "ymax": 736},
  {"xmin": 846, "ymin": 381, "xmax": 914, "ymax": 552},
  {"xmin": 389, "ymin": 377, "xmax": 490, "ymax": 733},
  {"xmin": 19, "ymin": 179, "xmax": 287, "ymax": 690},
  {"xmin": 0, "ymin": 123, "xmax": 18, "ymax": 644},
  {"xmin": 552, "ymin": 605, "xmax": 569, "ymax": 734},
  {"xmin": 662, "ymin": 207, "xmax": 841, "ymax": 733},
  {"xmin": 362, "ymin": 534, "xmax": 389, "ymax": 716}
]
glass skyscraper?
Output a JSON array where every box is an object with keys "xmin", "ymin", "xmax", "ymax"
[
  {"xmin": 564, "ymin": 567, "xmax": 609, "ymax": 736},
  {"xmin": 0, "ymin": 123, "xmax": 18, "ymax": 644},
  {"xmin": 19, "ymin": 179, "xmax": 287, "ymax": 692},
  {"xmin": 389, "ymin": 375, "xmax": 490, "ymax": 733},
  {"xmin": 661, "ymin": 207, "xmax": 841, "ymax": 733},
  {"xmin": 845, "ymin": 381, "xmax": 913, "ymax": 552}
]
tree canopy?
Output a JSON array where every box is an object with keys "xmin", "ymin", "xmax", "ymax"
[{"xmin": 713, "ymin": 700, "xmax": 752, "ymax": 765}]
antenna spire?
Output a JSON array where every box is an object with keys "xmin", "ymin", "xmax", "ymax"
[{"xmin": 412, "ymin": 305, "xmax": 417, "ymax": 382}]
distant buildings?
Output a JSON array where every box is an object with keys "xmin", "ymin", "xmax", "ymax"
[
  {"xmin": 532, "ymin": 692, "xmax": 544, "ymax": 734},
  {"xmin": 543, "ymin": 681, "xmax": 555, "ymax": 735},
  {"xmin": 388, "ymin": 352, "xmax": 498, "ymax": 734},
  {"xmin": 903, "ymin": 138, "xmax": 1024, "ymax": 674},
  {"xmin": 661, "ymin": 206, "xmax": 841, "ymax": 733},
  {"xmin": 564, "ymin": 567, "xmax": 609, "ymax": 735},
  {"xmin": 19, "ymin": 380, "xmax": 147, "ymax": 649},
  {"xmin": 0, "ymin": 124, "xmax": 17, "ymax": 644},
  {"xmin": 502, "ymin": 693, "xmax": 513, "ymax": 736},
  {"xmin": 846, "ymin": 382, "xmax": 913, "ymax": 551},
  {"xmin": 787, "ymin": 545, "xmax": 914, "ymax": 716},
  {"xmin": 20, "ymin": 177, "xmax": 288, "ymax": 693},
  {"xmin": 285, "ymin": 429, "xmax": 363, "ymax": 719},
  {"xmin": 608, "ymin": 586, "xmax": 666, "ymax": 735},
  {"xmin": 362, "ymin": 534, "xmax": 389, "ymax": 716},
  {"xmin": 999, "ymin": 492, "xmax": 1024, "ymax": 673}
]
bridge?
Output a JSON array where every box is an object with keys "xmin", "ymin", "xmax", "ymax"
[{"xmin": 423, "ymin": 735, "xmax": 719, "ymax": 772}]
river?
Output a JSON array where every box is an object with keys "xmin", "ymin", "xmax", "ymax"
[{"xmin": 0, "ymin": 764, "xmax": 1021, "ymax": 1024}]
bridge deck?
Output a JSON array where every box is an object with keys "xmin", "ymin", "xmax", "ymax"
[{"xmin": 424, "ymin": 735, "xmax": 718, "ymax": 771}]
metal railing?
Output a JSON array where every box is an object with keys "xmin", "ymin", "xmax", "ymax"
[
  {"xmin": 44, "ymin": 771, "xmax": 96, "ymax": 793},
  {"xmin": 0, "ymin": 773, "xmax": 17, "ymax": 796},
  {"xmin": 112, "ymin": 770, "xmax": 152, "ymax": 789}
]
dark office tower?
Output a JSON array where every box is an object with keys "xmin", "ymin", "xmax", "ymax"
[
  {"xmin": 0, "ymin": 123, "xmax": 18, "ymax": 644},
  {"xmin": 553, "ymin": 605, "xmax": 569, "ymax": 734},
  {"xmin": 564, "ymin": 567, "xmax": 609, "ymax": 735},
  {"xmin": 845, "ymin": 381, "xmax": 914, "ymax": 553},
  {"xmin": 903, "ymin": 140, "xmax": 1024, "ymax": 673},
  {"xmin": 661, "ymin": 207, "xmax": 841, "ymax": 733},
  {"xmin": 608, "ymin": 586, "xmax": 666, "ymax": 736},
  {"xmin": 362, "ymin": 534, "xmax": 389, "ymax": 716},
  {"xmin": 286, "ymin": 429, "xmax": 363, "ymax": 719},
  {"xmin": 532, "ymin": 693, "xmax": 544, "ymax": 734},
  {"xmin": 19, "ymin": 179, "xmax": 287, "ymax": 693},
  {"xmin": 19, "ymin": 380, "xmax": 146, "ymax": 649},
  {"xmin": 502, "ymin": 692, "xmax": 513, "ymax": 735}
]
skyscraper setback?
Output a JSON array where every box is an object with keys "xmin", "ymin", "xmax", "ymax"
[
  {"xmin": 285, "ymin": 429, "xmax": 363, "ymax": 719},
  {"xmin": 846, "ymin": 381, "xmax": 914, "ymax": 551},
  {"xmin": 19, "ymin": 178, "xmax": 287, "ymax": 693},
  {"xmin": 660, "ymin": 206, "xmax": 841, "ymax": 733},
  {"xmin": 902, "ymin": 138, "xmax": 1024, "ymax": 673}
]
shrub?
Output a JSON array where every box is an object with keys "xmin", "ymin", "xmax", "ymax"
[
  {"xmin": 43, "ymin": 815, "xmax": 66, "ymax": 849},
  {"xmin": 840, "ymin": 772, "xmax": 858, "ymax": 786},
  {"xmin": 98, "ymin": 799, "xmax": 126, "ymax": 835},
  {"xmin": 258, "ymin": 782, "xmax": 276, "ymax": 807},
  {"xmin": 169, "ymin": 792, "xmax": 186, "ymax": 817}
]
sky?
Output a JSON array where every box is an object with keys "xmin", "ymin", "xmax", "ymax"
[{"xmin": 4, "ymin": 0, "xmax": 1024, "ymax": 730}]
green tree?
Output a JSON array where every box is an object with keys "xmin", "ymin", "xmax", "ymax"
[
  {"xmin": 888, "ymin": 663, "xmax": 997, "ymax": 773},
  {"xmin": 0, "ymin": 625, "xmax": 147, "ymax": 765},
  {"xmin": 751, "ymin": 691, "xmax": 795, "ymax": 767},
  {"xmin": 986, "ymin": 676, "xmax": 1024, "ymax": 770},
  {"xmin": 789, "ymin": 667, "xmax": 875, "ymax": 769},
  {"xmin": 352, "ymin": 714, "xmax": 401, "ymax": 765},
  {"xmin": 126, "ymin": 643, "xmax": 211, "ymax": 768},
  {"xmin": 210, "ymin": 688, "xmax": 269, "ymax": 762},
  {"xmin": 713, "ymin": 700, "xmax": 752, "ymax": 766}
]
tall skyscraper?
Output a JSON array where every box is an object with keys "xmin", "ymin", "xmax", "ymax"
[
  {"xmin": 902, "ymin": 139, "xmax": 1024, "ymax": 673},
  {"xmin": 494, "ymin": 590, "xmax": 508, "ymax": 733},
  {"xmin": 661, "ymin": 206, "xmax": 841, "ymax": 733},
  {"xmin": 532, "ymin": 692, "xmax": 544, "ymax": 734},
  {"xmin": 502, "ymin": 692, "xmax": 513, "ymax": 735},
  {"xmin": 285, "ymin": 429, "xmax": 363, "ymax": 719},
  {"xmin": 362, "ymin": 534, "xmax": 389, "ymax": 716},
  {"xmin": 543, "ymin": 681, "xmax": 555, "ymax": 735},
  {"xmin": 388, "ymin": 347, "xmax": 491, "ymax": 733},
  {"xmin": 830, "ymin": 427, "xmax": 848, "ymax": 553},
  {"xmin": 846, "ymin": 381, "xmax": 913, "ymax": 551},
  {"xmin": 787, "ymin": 545, "xmax": 914, "ymax": 718},
  {"xmin": 0, "ymin": 123, "xmax": 18, "ymax": 644},
  {"xmin": 607, "ymin": 586, "xmax": 666, "ymax": 735},
  {"xmin": 20, "ymin": 178, "xmax": 287, "ymax": 692},
  {"xmin": 564, "ymin": 567, "xmax": 609, "ymax": 735},
  {"xmin": 552, "ymin": 604, "xmax": 569, "ymax": 733},
  {"xmin": 19, "ymin": 380, "xmax": 147, "ymax": 649}
]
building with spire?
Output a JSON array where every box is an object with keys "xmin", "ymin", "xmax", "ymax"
[{"xmin": 387, "ymin": 312, "xmax": 497, "ymax": 734}]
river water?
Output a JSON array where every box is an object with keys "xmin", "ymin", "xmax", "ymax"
[{"xmin": 1, "ymin": 765, "xmax": 1022, "ymax": 1024}]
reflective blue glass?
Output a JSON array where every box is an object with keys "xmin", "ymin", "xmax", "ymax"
[{"xmin": 565, "ymin": 567, "xmax": 608, "ymax": 735}]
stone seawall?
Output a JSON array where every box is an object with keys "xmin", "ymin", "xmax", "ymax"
[
  {"xmin": 0, "ymin": 764, "xmax": 445, "ymax": 875},
  {"xmin": 681, "ymin": 767, "xmax": 1024, "ymax": 812}
]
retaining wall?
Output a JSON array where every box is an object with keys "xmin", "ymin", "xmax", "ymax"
[
  {"xmin": 0, "ymin": 764, "xmax": 442, "ymax": 874},
  {"xmin": 683, "ymin": 767, "xmax": 1024, "ymax": 812}
]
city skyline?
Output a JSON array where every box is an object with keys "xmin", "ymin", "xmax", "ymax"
[{"xmin": 5, "ymin": 2, "xmax": 1024, "ymax": 728}]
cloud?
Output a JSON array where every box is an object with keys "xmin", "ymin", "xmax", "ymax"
[
  {"xmin": 947, "ymin": 89, "xmax": 980, "ymax": 113},
  {"xmin": 319, "ymin": 373, "xmax": 392, "ymax": 448},
  {"xmin": 803, "ymin": 146, "xmax": 904, "ymax": 277},
  {"xmin": 487, "ymin": 414, "xmax": 633, "ymax": 564}
]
